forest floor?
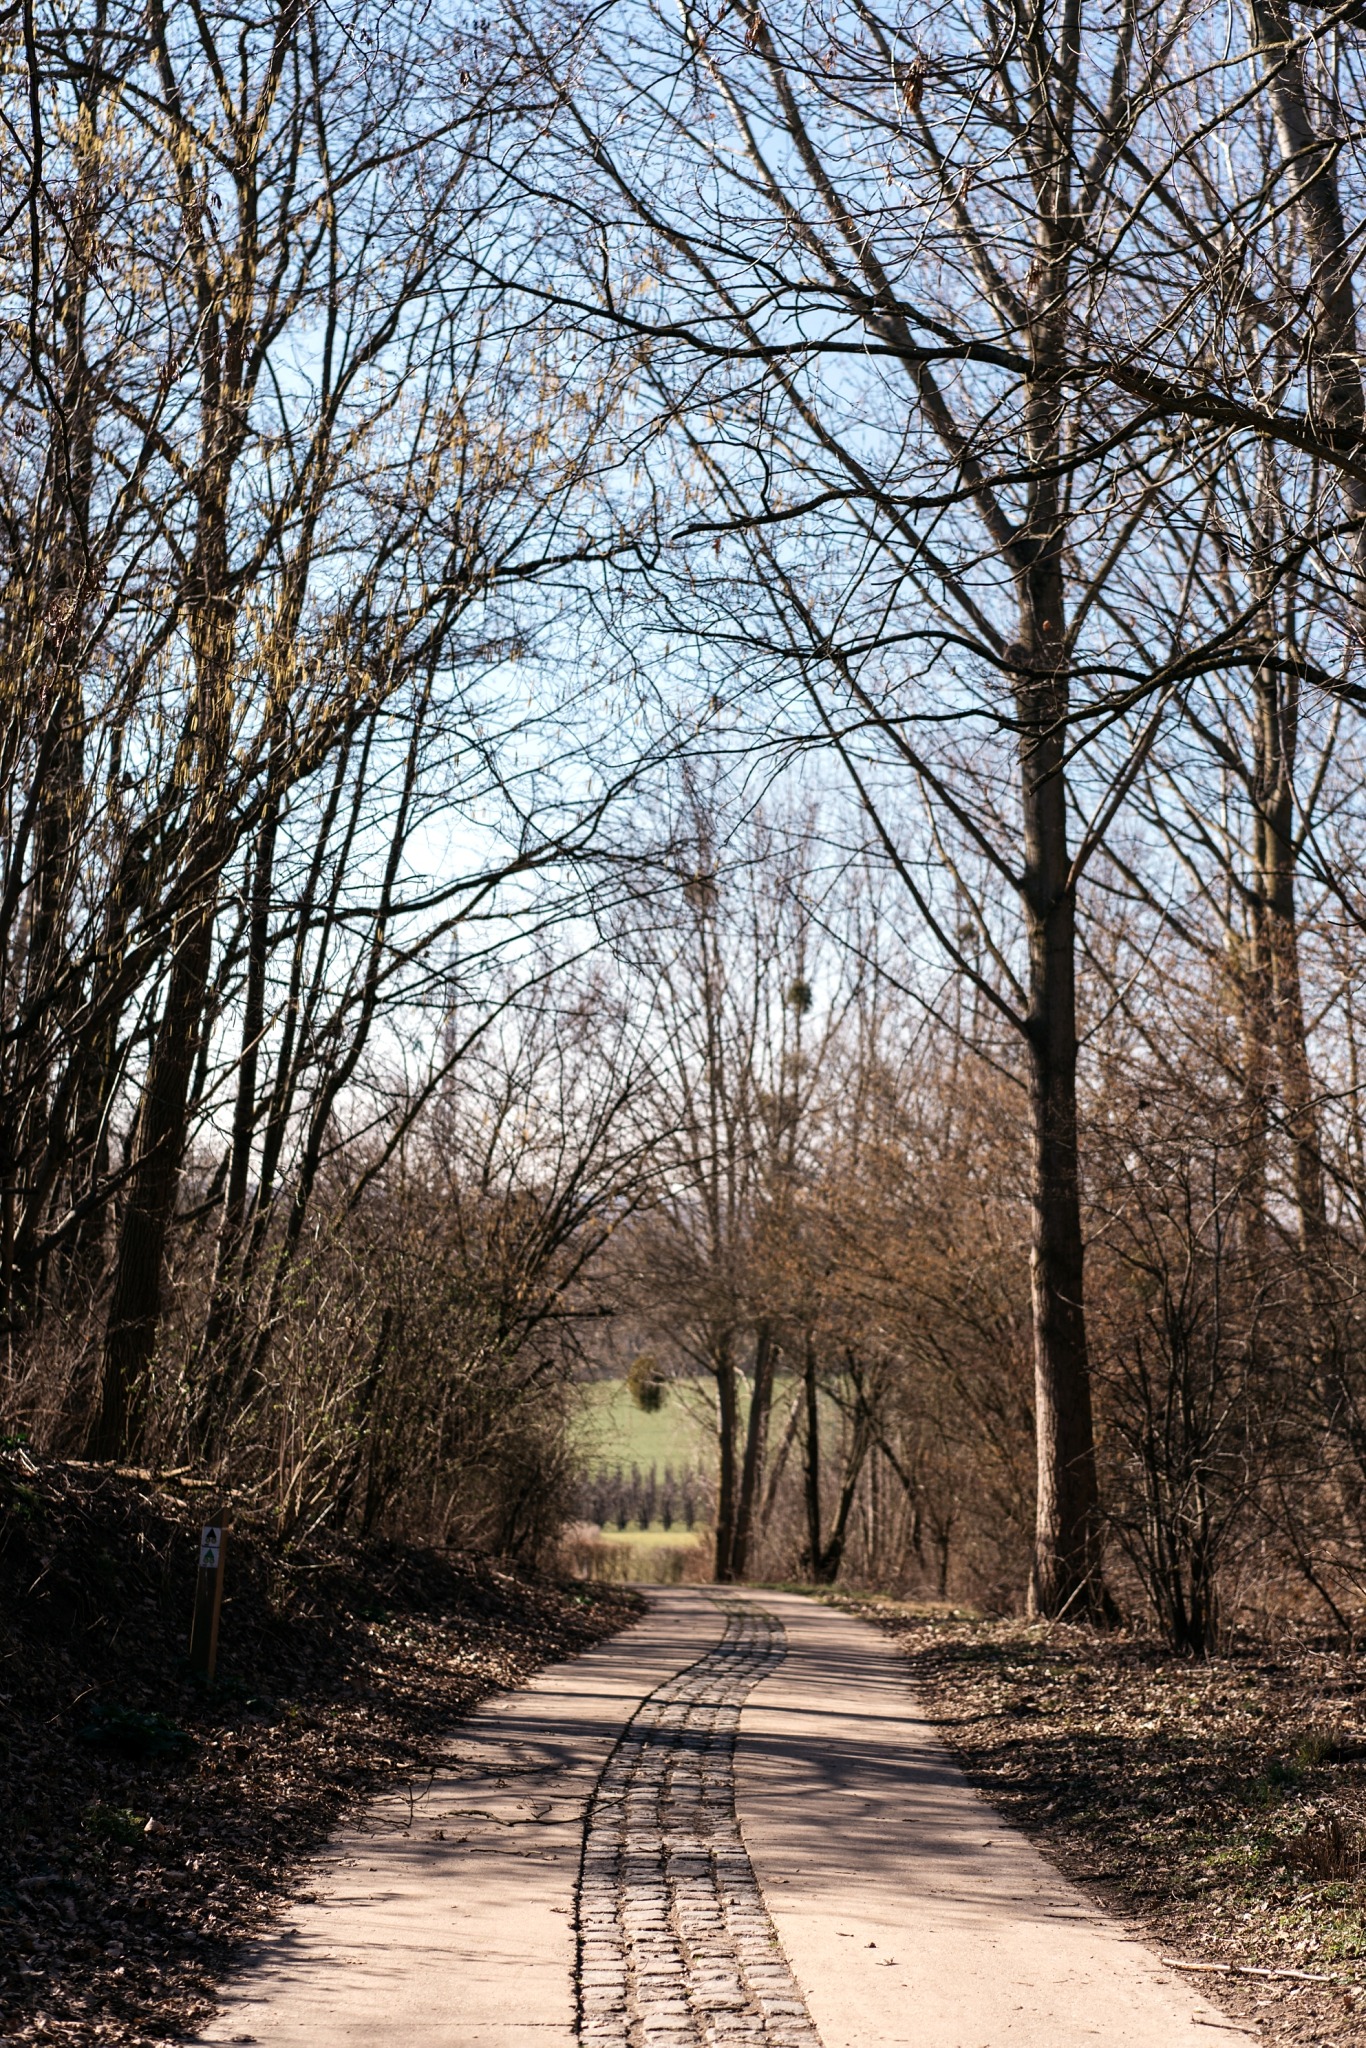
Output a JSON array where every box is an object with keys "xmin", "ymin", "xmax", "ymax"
[
  {"xmin": 834, "ymin": 1596, "xmax": 1366, "ymax": 2048},
  {"xmin": 0, "ymin": 1447, "xmax": 639, "ymax": 2048}
]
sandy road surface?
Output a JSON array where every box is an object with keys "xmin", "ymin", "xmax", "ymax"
[{"xmin": 199, "ymin": 1587, "xmax": 1251, "ymax": 2048}]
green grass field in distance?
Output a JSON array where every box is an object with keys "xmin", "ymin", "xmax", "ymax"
[
  {"xmin": 572, "ymin": 1373, "xmax": 841, "ymax": 1479},
  {"xmin": 573, "ymin": 1377, "xmax": 716, "ymax": 1476}
]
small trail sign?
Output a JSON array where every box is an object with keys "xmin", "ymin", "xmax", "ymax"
[{"xmin": 189, "ymin": 1504, "xmax": 230, "ymax": 1682}]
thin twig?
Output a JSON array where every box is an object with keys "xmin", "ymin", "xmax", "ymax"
[{"xmin": 1167, "ymin": 1959, "xmax": 1348, "ymax": 1986}]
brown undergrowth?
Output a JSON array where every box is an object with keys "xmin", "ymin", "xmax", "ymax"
[
  {"xmin": 832, "ymin": 1597, "xmax": 1366, "ymax": 2046},
  {"xmin": 0, "ymin": 1449, "xmax": 640, "ymax": 2047}
]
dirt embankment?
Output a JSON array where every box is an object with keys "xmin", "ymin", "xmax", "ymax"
[
  {"xmin": 838, "ymin": 1599, "xmax": 1366, "ymax": 2048},
  {"xmin": 0, "ymin": 1451, "xmax": 638, "ymax": 2047}
]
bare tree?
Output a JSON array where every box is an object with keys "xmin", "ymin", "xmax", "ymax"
[
  {"xmin": 606, "ymin": 791, "xmax": 857, "ymax": 1579},
  {"xmin": 0, "ymin": 0, "xmax": 659, "ymax": 1468}
]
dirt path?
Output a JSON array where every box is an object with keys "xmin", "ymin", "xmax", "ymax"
[{"xmin": 200, "ymin": 1588, "xmax": 1253, "ymax": 2048}]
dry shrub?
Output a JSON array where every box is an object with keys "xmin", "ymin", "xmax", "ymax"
[
  {"xmin": 4, "ymin": 1164, "xmax": 587, "ymax": 1566},
  {"xmin": 558, "ymin": 1527, "xmax": 713, "ymax": 1584},
  {"xmin": 1287, "ymin": 1809, "xmax": 1362, "ymax": 1880}
]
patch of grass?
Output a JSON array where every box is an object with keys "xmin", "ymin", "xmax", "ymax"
[
  {"xmin": 79, "ymin": 1701, "xmax": 193, "ymax": 1762},
  {"xmin": 573, "ymin": 1378, "xmax": 714, "ymax": 1475},
  {"xmin": 594, "ymin": 1525, "xmax": 706, "ymax": 1552},
  {"xmin": 85, "ymin": 1804, "xmax": 149, "ymax": 1848},
  {"xmin": 762, "ymin": 1584, "xmax": 980, "ymax": 1621}
]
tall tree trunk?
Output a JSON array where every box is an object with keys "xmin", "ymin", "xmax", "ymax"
[
  {"xmin": 1250, "ymin": 0, "xmax": 1366, "ymax": 587},
  {"xmin": 1012, "ymin": 18, "xmax": 1109, "ymax": 1613},
  {"xmin": 89, "ymin": 889, "xmax": 217, "ymax": 1457},
  {"xmin": 1017, "ymin": 546, "xmax": 1106, "ymax": 1620},
  {"xmin": 8, "ymin": 54, "xmax": 102, "ymax": 1332},
  {"xmin": 91, "ymin": 0, "xmax": 283, "ymax": 1460},
  {"xmin": 1021, "ymin": 846, "xmax": 1101, "ymax": 1616},
  {"xmin": 801, "ymin": 1331, "xmax": 822, "ymax": 1576},
  {"xmin": 812, "ymin": 1394, "xmax": 873, "ymax": 1586},
  {"xmin": 730, "ymin": 1319, "xmax": 775, "ymax": 1579},
  {"xmin": 1251, "ymin": 658, "xmax": 1326, "ymax": 1243},
  {"xmin": 1235, "ymin": 908, "xmax": 1273, "ymax": 1258},
  {"xmin": 759, "ymin": 1388, "xmax": 802, "ymax": 1535},
  {"xmin": 194, "ymin": 781, "xmax": 279, "ymax": 1444},
  {"xmin": 91, "ymin": 505, "xmax": 236, "ymax": 1458},
  {"xmin": 713, "ymin": 1331, "xmax": 739, "ymax": 1580}
]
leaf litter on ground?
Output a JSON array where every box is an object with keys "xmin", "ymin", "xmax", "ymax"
[
  {"xmin": 0, "ymin": 1452, "xmax": 639, "ymax": 2047},
  {"xmin": 832, "ymin": 1597, "xmax": 1366, "ymax": 2048}
]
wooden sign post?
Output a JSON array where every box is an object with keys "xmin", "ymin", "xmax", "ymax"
[{"xmin": 189, "ymin": 1505, "xmax": 230, "ymax": 1683}]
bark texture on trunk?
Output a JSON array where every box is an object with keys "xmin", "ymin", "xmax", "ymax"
[
  {"xmin": 712, "ymin": 1334, "xmax": 739, "ymax": 1581},
  {"xmin": 89, "ymin": 0, "xmax": 284, "ymax": 1459},
  {"xmin": 801, "ymin": 1332, "xmax": 822, "ymax": 1577},
  {"xmin": 797, "ymin": 1337, "xmax": 872, "ymax": 1584},
  {"xmin": 730, "ymin": 1319, "xmax": 775, "ymax": 1579},
  {"xmin": 1016, "ymin": 497, "xmax": 1106, "ymax": 1619},
  {"xmin": 194, "ymin": 782, "xmax": 280, "ymax": 1443},
  {"xmin": 1250, "ymin": 0, "xmax": 1366, "ymax": 571},
  {"xmin": 91, "ymin": 521, "xmax": 235, "ymax": 1457},
  {"xmin": 90, "ymin": 893, "xmax": 217, "ymax": 1457},
  {"xmin": 1009, "ymin": 21, "xmax": 1110, "ymax": 1614},
  {"xmin": 1252, "ymin": 660, "xmax": 1326, "ymax": 1244},
  {"xmin": 1021, "ymin": 846, "xmax": 1103, "ymax": 1617}
]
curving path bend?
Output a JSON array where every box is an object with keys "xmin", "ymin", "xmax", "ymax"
[{"xmin": 200, "ymin": 1588, "xmax": 1254, "ymax": 2048}]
